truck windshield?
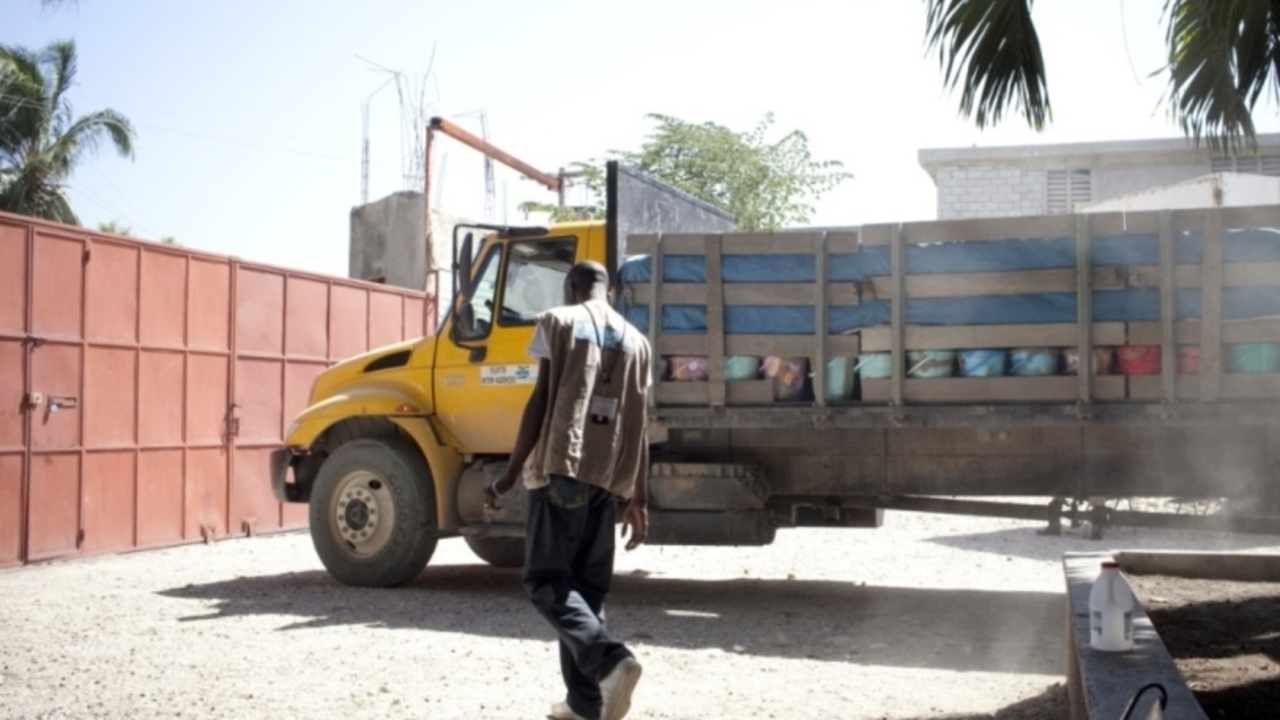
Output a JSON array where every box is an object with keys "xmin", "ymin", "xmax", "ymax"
[{"xmin": 499, "ymin": 237, "xmax": 577, "ymax": 325}]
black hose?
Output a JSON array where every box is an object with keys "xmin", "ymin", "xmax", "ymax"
[{"xmin": 1119, "ymin": 682, "xmax": 1168, "ymax": 720}]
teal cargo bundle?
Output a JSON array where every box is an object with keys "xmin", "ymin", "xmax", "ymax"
[
  {"xmin": 1227, "ymin": 343, "xmax": 1280, "ymax": 373},
  {"xmin": 957, "ymin": 349, "xmax": 1007, "ymax": 377},
  {"xmin": 1009, "ymin": 348, "xmax": 1058, "ymax": 377},
  {"xmin": 725, "ymin": 356, "xmax": 761, "ymax": 381},
  {"xmin": 855, "ymin": 353, "xmax": 893, "ymax": 379},
  {"xmin": 826, "ymin": 357, "xmax": 855, "ymax": 401}
]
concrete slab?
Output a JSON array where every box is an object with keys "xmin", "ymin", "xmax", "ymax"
[{"xmin": 1064, "ymin": 551, "xmax": 1207, "ymax": 720}]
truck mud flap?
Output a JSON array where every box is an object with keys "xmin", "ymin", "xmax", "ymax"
[
  {"xmin": 269, "ymin": 449, "xmax": 299, "ymax": 503},
  {"xmin": 645, "ymin": 510, "xmax": 775, "ymax": 546}
]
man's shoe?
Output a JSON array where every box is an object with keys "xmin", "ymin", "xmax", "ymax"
[
  {"xmin": 598, "ymin": 657, "xmax": 642, "ymax": 720},
  {"xmin": 548, "ymin": 700, "xmax": 590, "ymax": 720}
]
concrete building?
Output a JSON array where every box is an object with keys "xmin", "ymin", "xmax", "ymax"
[
  {"xmin": 919, "ymin": 134, "xmax": 1280, "ymax": 220},
  {"xmin": 349, "ymin": 192, "xmax": 470, "ymax": 322}
]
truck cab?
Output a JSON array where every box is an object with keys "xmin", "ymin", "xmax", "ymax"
[{"xmin": 270, "ymin": 163, "xmax": 735, "ymax": 586}]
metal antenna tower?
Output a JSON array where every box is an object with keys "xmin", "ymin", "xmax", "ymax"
[
  {"xmin": 456, "ymin": 110, "xmax": 497, "ymax": 221},
  {"xmin": 355, "ymin": 45, "xmax": 439, "ymax": 200}
]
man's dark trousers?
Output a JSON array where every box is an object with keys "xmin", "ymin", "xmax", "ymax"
[{"xmin": 524, "ymin": 474, "xmax": 634, "ymax": 719}]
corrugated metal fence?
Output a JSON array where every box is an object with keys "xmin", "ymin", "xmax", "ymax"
[{"xmin": 0, "ymin": 212, "xmax": 435, "ymax": 567}]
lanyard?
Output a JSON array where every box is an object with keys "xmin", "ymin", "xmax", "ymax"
[{"xmin": 584, "ymin": 302, "xmax": 625, "ymax": 385}]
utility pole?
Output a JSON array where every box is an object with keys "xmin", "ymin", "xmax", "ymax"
[{"xmin": 360, "ymin": 75, "xmax": 396, "ymax": 204}]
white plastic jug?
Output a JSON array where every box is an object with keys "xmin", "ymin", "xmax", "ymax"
[{"xmin": 1089, "ymin": 560, "xmax": 1135, "ymax": 652}]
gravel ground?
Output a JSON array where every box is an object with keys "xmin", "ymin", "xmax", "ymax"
[{"xmin": 3, "ymin": 506, "xmax": 1279, "ymax": 720}]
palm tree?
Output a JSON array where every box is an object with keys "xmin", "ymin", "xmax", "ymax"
[
  {"xmin": 925, "ymin": 0, "xmax": 1280, "ymax": 153},
  {"xmin": 0, "ymin": 39, "xmax": 134, "ymax": 224}
]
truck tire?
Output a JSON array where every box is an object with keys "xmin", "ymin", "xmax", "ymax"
[
  {"xmin": 309, "ymin": 437, "xmax": 437, "ymax": 587},
  {"xmin": 464, "ymin": 536, "xmax": 524, "ymax": 568}
]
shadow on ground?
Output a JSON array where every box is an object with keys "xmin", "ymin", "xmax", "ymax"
[
  {"xmin": 160, "ymin": 564, "xmax": 1064, "ymax": 676},
  {"xmin": 925, "ymin": 523, "xmax": 1280, "ymax": 564}
]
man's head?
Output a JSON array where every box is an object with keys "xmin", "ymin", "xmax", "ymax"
[{"xmin": 563, "ymin": 260, "xmax": 610, "ymax": 305}]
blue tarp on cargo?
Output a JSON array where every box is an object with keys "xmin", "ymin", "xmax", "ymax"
[{"xmin": 617, "ymin": 228, "xmax": 1280, "ymax": 334}]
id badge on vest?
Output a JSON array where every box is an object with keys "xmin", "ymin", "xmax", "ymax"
[{"xmin": 589, "ymin": 395, "xmax": 617, "ymax": 425}]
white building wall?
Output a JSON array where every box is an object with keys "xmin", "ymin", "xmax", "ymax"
[
  {"xmin": 935, "ymin": 165, "xmax": 1045, "ymax": 219},
  {"xmin": 921, "ymin": 134, "xmax": 1280, "ymax": 220}
]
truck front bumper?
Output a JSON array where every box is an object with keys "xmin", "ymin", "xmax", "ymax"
[{"xmin": 269, "ymin": 448, "xmax": 304, "ymax": 503}]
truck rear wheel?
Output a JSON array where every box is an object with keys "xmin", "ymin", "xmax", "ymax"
[
  {"xmin": 464, "ymin": 536, "xmax": 524, "ymax": 568},
  {"xmin": 309, "ymin": 438, "xmax": 437, "ymax": 587}
]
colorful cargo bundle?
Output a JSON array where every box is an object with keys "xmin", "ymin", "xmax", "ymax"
[{"xmin": 621, "ymin": 209, "xmax": 1280, "ymax": 406}]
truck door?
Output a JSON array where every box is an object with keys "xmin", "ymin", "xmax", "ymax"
[{"xmin": 434, "ymin": 234, "xmax": 582, "ymax": 452}]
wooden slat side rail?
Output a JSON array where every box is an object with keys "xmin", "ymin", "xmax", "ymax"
[
  {"xmin": 646, "ymin": 234, "xmax": 663, "ymax": 408},
  {"xmin": 1076, "ymin": 215, "xmax": 1093, "ymax": 404},
  {"xmin": 658, "ymin": 333, "xmax": 860, "ymax": 358},
  {"xmin": 1160, "ymin": 211, "xmax": 1177, "ymax": 403},
  {"xmin": 1127, "ymin": 262, "xmax": 1280, "ymax": 289},
  {"xmin": 627, "ymin": 230, "xmax": 861, "ymax": 256},
  {"xmin": 1084, "ymin": 211, "xmax": 1164, "ymax": 236},
  {"xmin": 1128, "ymin": 318, "xmax": 1280, "ymax": 345},
  {"xmin": 629, "ymin": 282, "xmax": 860, "ymax": 306},
  {"xmin": 863, "ymin": 204, "xmax": 1280, "ymax": 247},
  {"xmin": 1200, "ymin": 211, "xmax": 1224, "ymax": 402},
  {"xmin": 656, "ymin": 380, "xmax": 774, "ymax": 406},
  {"xmin": 705, "ymin": 235, "xmax": 726, "ymax": 408},
  {"xmin": 860, "ymin": 322, "xmax": 1128, "ymax": 352},
  {"xmin": 627, "ymin": 261, "xmax": 1280, "ymax": 308},
  {"xmin": 1217, "ymin": 204, "xmax": 1280, "ymax": 229},
  {"xmin": 815, "ymin": 232, "xmax": 829, "ymax": 407},
  {"xmin": 626, "ymin": 233, "xmax": 658, "ymax": 256},
  {"xmin": 1130, "ymin": 374, "xmax": 1280, "ymax": 401},
  {"xmin": 639, "ymin": 232, "xmax": 825, "ymax": 256},
  {"xmin": 862, "ymin": 215, "xmax": 1078, "ymax": 246},
  {"xmin": 861, "ymin": 376, "xmax": 1128, "ymax": 403},
  {"xmin": 890, "ymin": 223, "xmax": 905, "ymax": 407}
]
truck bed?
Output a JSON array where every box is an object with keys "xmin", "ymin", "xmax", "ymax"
[{"xmin": 620, "ymin": 206, "xmax": 1280, "ymax": 514}]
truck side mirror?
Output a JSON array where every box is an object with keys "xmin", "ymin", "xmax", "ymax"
[
  {"xmin": 457, "ymin": 232, "xmax": 474, "ymax": 302},
  {"xmin": 456, "ymin": 301, "xmax": 476, "ymax": 337}
]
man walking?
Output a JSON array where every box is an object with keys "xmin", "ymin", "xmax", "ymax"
[{"xmin": 484, "ymin": 260, "xmax": 651, "ymax": 720}]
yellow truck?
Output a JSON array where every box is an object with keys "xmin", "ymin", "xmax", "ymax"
[{"xmin": 273, "ymin": 162, "xmax": 1280, "ymax": 587}]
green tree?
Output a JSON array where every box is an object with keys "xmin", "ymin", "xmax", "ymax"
[
  {"xmin": 96, "ymin": 220, "xmax": 131, "ymax": 236},
  {"xmin": 0, "ymin": 39, "xmax": 135, "ymax": 224},
  {"xmin": 520, "ymin": 113, "xmax": 851, "ymax": 231},
  {"xmin": 925, "ymin": 0, "xmax": 1280, "ymax": 153}
]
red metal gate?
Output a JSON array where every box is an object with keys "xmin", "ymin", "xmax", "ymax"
[{"xmin": 0, "ymin": 212, "xmax": 434, "ymax": 567}]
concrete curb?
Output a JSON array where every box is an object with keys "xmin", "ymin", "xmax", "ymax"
[
  {"xmin": 1113, "ymin": 550, "xmax": 1280, "ymax": 582},
  {"xmin": 1063, "ymin": 551, "xmax": 1208, "ymax": 720}
]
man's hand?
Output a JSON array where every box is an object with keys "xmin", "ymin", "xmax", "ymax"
[
  {"xmin": 620, "ymin": 498, "xmax": 648, "ymax": 551},
  {"xmin": 483, "ymin": 469, "xmax": 518, "ymax": 512}
]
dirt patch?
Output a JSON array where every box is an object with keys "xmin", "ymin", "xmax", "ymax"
[{"xmin": 1128, "ymin": 574, "xmax": 1280, "ymax": 719}]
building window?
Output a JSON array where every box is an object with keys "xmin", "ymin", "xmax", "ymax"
[
  {"xmin": 1212, "ymin": 154, "xmax": 1280, "ymax": 176},
  {"xmin": 1046, "ymin": 169, "xmax": 1091, "ymax": 213}
]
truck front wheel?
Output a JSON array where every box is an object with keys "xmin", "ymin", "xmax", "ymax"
[{"xmin": 309, "ymin": 438, "xmax": 437, "ymax": 587}]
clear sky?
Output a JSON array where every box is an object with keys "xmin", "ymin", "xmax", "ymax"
[{"xmin": 8, "ymin": 0, "xmax": 1280, "ymax": 278}]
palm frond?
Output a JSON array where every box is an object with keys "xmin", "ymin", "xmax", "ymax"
[
  {"xmin": 0, "ymin": 39, "xmax": 133, "ymax": 224},
  {"xmin": 925, "ymin": 0, "xmax": 1050, "ymax": 129},
  {"xmin": 43, "ymin": 39, "xmax": 76, "ymax": 131},
  {"xmin": 51, "ymin": 108, "xmax": 135, "ymax": 166},
  {"xmin": 1163, "ymin": 0, "xmax": 1280, "ymax": 154}
]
